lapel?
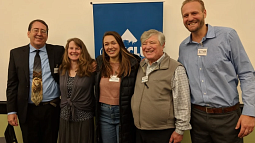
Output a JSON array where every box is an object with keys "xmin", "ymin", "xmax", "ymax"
[
  {"xmin": 23, "ymin": 45, "xmax": 30, "ymax": 82},
  {"xmin": 62, "ymin": 72, "xmax": 68, "ymax": 97},
  {"xmin": 46, "ymin": 44, "xmax": 54, "ymax": 75}
]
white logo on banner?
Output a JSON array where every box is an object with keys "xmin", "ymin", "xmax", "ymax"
[
  {"xmin": 122, "ymin": 29, "xmax": 143, "ymax": 57},
  {"xmin": 100, "ymin": 29, "xmax": 144, "ymax": 57},
  {"xmin": 122, "ymin": 29, "xmax": 137, "ymax": 43}
]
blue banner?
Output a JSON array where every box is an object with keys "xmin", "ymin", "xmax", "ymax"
[{"xmin": 93, "ymin": 2, "xmax": 163, "ymax": 58}]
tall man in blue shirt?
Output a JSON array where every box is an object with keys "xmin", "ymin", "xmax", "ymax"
[
  {"xmin": 6, "ymin": 19, "xmax": 65, "ymax": 143},
  {"xmin": 178, "ymin": 0, "xmax": 255, "ymax": 143}
]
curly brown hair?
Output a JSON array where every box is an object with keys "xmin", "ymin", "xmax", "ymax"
[{"xmin": 60, "ymin": 38, "xmax": 95, "ymax": 77}]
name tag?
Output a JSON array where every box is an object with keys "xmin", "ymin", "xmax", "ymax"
[
  {"xmin": 109, "ymin": 75, "xmax": 119, "ymax": 82},
  {"xmin": 142, "ymin": 76, "xmax": 148, "ymax": 83},
  {"xmin": 54, "ymin": 68, "xmax": 59, "ymax": 73},
  {"xmin": 198, "ymin": 49, "xmax": 207, "ymax": 56}
]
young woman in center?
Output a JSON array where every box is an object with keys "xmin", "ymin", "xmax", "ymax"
[{"xmin": 95, "ymin": 31, "xmax": 140, "ymax": 143}]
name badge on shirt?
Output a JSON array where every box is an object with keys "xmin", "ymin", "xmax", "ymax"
[
  {"xmin": 197, "ymin": 49, "xmax": 207, "ymax": 56},
  {"xmin": 54, "ymin": 68, "xmax": 59, "ymax": 73},
  {"xmin": 142, "ymin": 76, "xmax": 148, "ymax": 83},
  {"xmin": 109, "ymin": 75, "xmax": 119, "ymax": 82}
]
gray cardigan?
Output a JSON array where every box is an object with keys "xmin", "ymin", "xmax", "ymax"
[{"xmin": 59, "ymin": 71, "xmax": 95, "ymax": 120}]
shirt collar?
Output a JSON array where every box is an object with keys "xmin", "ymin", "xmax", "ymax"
[
  {"xmin": 144, "ymin": 52, "xmax": 166, "ymax": 66},
  {"xmin": 184, "ymin": 24, "xmax": 216, "ymax": 44},
  {"xmin": 29, "ymin": 44, "xmax": 47, "ymax": 53}
]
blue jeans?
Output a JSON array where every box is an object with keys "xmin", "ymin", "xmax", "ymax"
[{"xmin": 100, "ymin": 103, "xmax": 120, "ymax": 143}]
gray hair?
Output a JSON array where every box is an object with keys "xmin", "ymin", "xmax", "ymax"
[{"xmin": 140, "ymin": 29, "xmax": 165, "ymax": 46}]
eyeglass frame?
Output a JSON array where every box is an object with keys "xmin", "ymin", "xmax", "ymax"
[{"xmin": 31, "ymin": 28, "xmax": 48, "ymax": 35}]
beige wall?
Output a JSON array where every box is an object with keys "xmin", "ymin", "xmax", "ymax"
[{"xmin": 0, "ymin": 0, "xmax": 255, "ymax": 101}]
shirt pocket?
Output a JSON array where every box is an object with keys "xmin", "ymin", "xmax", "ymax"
[{"xmin": 202, "ymin": 46, "xmax": 221, "ymax": 73}]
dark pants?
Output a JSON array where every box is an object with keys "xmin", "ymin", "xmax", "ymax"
[
  {"xmin": 20, "ymin": 103, "xmax": 60, "ymax": 143},
  {"xmin": 190, "ymin": 107, "xmax": 243, "ymax": 143},
  {"xmin": 136, "ymin": 128, "xmax": 175, "ymax": 143}
]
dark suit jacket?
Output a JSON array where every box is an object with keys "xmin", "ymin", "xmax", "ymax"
[{"xmin": 6, "ymin": 44, "xmax": 65, "ymax": 124}]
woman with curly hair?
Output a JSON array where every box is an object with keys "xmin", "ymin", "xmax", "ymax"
[{"xmin": 58, "ymin": 38, "xmax": 95, "ymax": 143}]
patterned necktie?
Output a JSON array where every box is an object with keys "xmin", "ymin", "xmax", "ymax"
[{"xmin": 31, "ymin": 50, "xmax": 43, "ymax": 106}]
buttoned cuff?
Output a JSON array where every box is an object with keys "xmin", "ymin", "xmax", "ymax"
[
  {"xmin": 242, "ymin": 104, "xmax": 255, "ymax": 117},
  {"xmin": 7, "ymin": 112, "xmax": 17, "ymax": 115}
]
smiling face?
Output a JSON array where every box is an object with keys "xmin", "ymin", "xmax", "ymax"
[
  {"xmin": 27, "ymin": 21, "xmax": 48, "ymax": 49},
  {"xmin": 103, "ymin": 35, "xmax": 120, "ymax": 62},
  {"xmin": 68, "ymin": 41, "xmax": 81, "ymax": 62},
  {"xmin": 142, "ymin": 34, "xmax": 164, "ymax": 65},
  {"xmin": 181, "ymin": 1, "xmax": 206, "ymax": 34}
]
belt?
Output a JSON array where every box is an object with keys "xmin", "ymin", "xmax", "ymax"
[
  {"xmin": 192, "ymin": 103, "xmax": 240, "ymax": 114},
  {"xmin": 30, "ymin": 97, "xmax": 60, "ymax": 107}
]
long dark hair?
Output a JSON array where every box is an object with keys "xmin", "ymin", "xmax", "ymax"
[{"xmin": 101, "ymin": 31, "xmax": 136, "ymax": 78}]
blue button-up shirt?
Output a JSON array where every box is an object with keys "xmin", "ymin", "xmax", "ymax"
[
  {"xmin": 29, "ymin": 44, "xmax": 60, "ymax": 103},
  {"xmin": 178, "ymin": 24, "xmax": 255, "ymax": 117}
]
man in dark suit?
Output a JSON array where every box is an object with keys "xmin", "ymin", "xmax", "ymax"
[{"xmin": 6, "ymin": 19, "xmax": 65, "ymax": 143}]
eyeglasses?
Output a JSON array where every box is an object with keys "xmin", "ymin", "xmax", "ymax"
[{"xmin": 31, "ymin": 28, "xmax": 47, "ymax": 34}]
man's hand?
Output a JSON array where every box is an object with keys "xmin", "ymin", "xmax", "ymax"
[
  {"xmin": 169, "ymin": 131, "xmax": 183, "ymax": 143},
  {"xmin": 7, "ymin": 114, "xmax": 18, "ymax": 126},
  {"xmin": 235, "ymin": 115, "xmax": 255, "ymax": 138}
]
